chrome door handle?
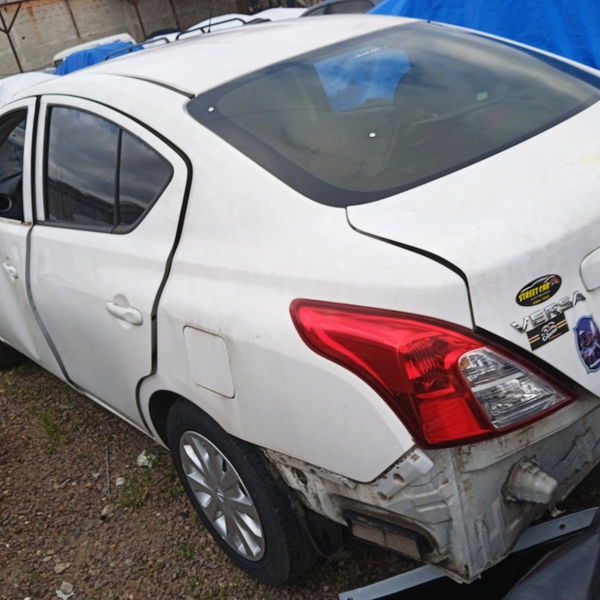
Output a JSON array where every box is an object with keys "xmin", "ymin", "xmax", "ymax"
[
  {"xmin": 105, "ymin": 301, "xmax": 143, "ymax": 326},
  {"xmin": 2, "ymin": 262, "xmax": 18, "ymax": 280}
]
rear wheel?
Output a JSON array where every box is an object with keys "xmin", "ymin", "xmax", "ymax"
[
  {"xmin": 0, "ymin": 341, "xmax": 24, "ymax": 370},
  {"xmin": 167, "ymin": 399, "xmax": 316, "ymax": 585}
]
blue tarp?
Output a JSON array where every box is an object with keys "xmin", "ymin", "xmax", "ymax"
[
  {"xmin": 370, "ymin": 0, "xmax": 600, "ymax": 69},
  {"xmin": 55, "ymin": 41, "xmax": 141, "ymax": 75}
]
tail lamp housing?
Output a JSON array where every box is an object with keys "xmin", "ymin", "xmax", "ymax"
[{"xmin": 290, "ymin": 299, "xmax": 574, "ymax": 448}]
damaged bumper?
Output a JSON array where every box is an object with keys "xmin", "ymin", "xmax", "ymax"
[{"xmin": 266, "ymin": 395, "xmax": 600, "ymax": 582}]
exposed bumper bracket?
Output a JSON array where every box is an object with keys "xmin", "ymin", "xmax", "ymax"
[{"xmin": 339, "ymin": 507, "xmax": 598, "ymax": 600}]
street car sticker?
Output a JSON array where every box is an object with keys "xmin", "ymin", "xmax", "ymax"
[
  {"xmin": 527, "ymin": 315, "xmax": 568, "ymax": 350},
  {"xmin": 515, "ymin": 274, "xmax": 562, "ymax": 307},
  {"xmin": 574, "ymin": 315, "xmax": 600, "ymax": 373}
]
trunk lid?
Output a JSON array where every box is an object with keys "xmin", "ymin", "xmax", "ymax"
[{"xmin": 347, "ymin": 101, "xmax": 600, "ymax": 395}]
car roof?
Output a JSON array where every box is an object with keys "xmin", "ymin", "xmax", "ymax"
[{"xmin": 66, "ymin": 15, "xmax": 415, "ymax": 97}]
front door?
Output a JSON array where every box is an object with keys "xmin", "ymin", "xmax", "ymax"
[
  {"xmin": 29, "ymin": 96, "xmax": 188, "ymax": 426},
  {"xmin": 0, "ymin": 99, "xmax": 61, "ymax": 375}
]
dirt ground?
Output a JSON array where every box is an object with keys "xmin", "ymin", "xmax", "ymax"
[
  {"xmin": 0, "ymin": 362, "xmax": 416, "ymax": 600},
  {"xmin": 1, "ymin": 362, "xmax": 599, "ymax": 600}
]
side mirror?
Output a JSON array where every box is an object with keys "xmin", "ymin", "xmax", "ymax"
[{"xmin": 0, "ymin": 193, "xmax": 13, "ymax": 214}]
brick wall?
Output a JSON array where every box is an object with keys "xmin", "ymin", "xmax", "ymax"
[{"xmin": 0, "ymin": 0, "xmax": 243, "ymax": 76}]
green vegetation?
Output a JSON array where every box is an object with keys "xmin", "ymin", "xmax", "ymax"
[
  {"xmin": 175, "ymin": 542, "xmax": 196, "ymax": 560},
  {"xmin": 119, "ymin": 467, "xmax": 155, "ymax": 508},
  {"xmin": 35, "ymin": 407, "xmax": 70, "ymax": 451}
]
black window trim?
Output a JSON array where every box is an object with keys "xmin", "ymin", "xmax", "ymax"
[
  {"xmin": 114, "ymin": 127, "xmax": 123, "ymax": 228},
  {"xmin": 41, "ymin": 103, "xmax": 174, "ymax": 234}
]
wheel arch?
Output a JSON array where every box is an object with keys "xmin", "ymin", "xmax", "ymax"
[
  {"xmin": 147, "ymin": 389, "xmax": 190, "ymax": 446},
  {"xmin": 148, "ymin": 390, "xmax": 225, "ymax": 448}
]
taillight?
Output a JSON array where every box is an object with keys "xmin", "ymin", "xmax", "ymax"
[{"xmin": 290, "ymin": 299, "xmax": 573, "ymax": 448}]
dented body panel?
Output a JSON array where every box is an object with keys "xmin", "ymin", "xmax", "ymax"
[{"xmin": 268, "ymin": 396, "xmax": 600, "ymax": 582}]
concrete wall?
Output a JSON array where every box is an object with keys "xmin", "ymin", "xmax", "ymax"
[{"xmin": 0, "ymin": 0, "xmax": 241, "ymax": 76}]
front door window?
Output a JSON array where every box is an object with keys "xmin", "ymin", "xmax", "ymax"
[{"xmin": 0, "ymin": 111, "xmax": 27, "ymax": 221}]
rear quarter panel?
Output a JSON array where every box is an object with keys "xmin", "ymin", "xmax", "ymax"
[{"xmin": 140, "ymin": 123, "xmax": 473, "ymax": 482}]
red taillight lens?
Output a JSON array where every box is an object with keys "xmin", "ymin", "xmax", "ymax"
[{"xmin": 290, "ymin": 299, "xmax": 573, "ymax": 448}]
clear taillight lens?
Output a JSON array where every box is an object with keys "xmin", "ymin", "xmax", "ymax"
[
  {"xmin": 459, "ymin": 348, "xmax": 569, "ymax": 429},
  {"xmin": 291, "ymin": 299, "xmax": 574, "ymax": 448}
]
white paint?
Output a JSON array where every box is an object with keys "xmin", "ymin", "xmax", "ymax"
[
  {"xmin": 580, "ymin": 248, "xmax": 600, "ymax": 291},
  {"xmin": 183, "ymin": 327, "xmax": 235, "ymax": 398}
]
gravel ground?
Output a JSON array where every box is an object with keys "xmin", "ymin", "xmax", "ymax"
[
  {"xmin": 2, "ymin": 362, "xmax": 599, "ymax": 600},
  {"xmin": 0, "ymin": 363, "xmax": 415, "ymax": 600}
]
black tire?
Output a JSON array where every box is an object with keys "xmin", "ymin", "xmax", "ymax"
[
  {"xmin": 167, "ymin": 399, "xmax": 316, "ymax": 585},
  {"xmin": 0, "ymin": 340, "xmax": 24, "ymax": 370}
]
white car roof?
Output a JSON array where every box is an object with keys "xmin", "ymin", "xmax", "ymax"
[
  {"xmin": 0, "ymin": 71, "xmax": 57, "ymax": 105},
  {"xmin": 62, "ymin": 15, "xmax": 415, "ymax": 97}
]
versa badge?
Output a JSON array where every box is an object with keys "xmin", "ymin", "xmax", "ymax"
[{"xmin": 511, "ymin": 291, "xmax": 585, "ymax": 350}]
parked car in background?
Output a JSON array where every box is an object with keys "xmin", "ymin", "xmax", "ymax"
[
  {"xmin": 302, "ymin": 0, "xmax": 380, "ymax": 16},
  {"xmin": 145, "ymin": 7, "xmax": 306, "ymax": 43},
  {"xmin": 2, "ymin": 14, "xmax": 600, "ymax": 588}
]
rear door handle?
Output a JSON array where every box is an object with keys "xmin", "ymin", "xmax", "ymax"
[
  {"xmin": 2, "ymin": 261, "xmax": 18, "ymax": 280},
  {"xmin": 105, "ymin": 301, "xmax": 143, "ymax": 326}
]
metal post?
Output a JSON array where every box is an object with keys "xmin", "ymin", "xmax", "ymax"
[
  {"xmin": 166, "ymin": 0, "xmax": 180, "ymax": 30},
  {"xmin": 0, "ymin": 2, "xmax": 23, "ymax": 73},
  {"xmin": 125, "ymin": 0, "xmax": 146, "ymax": 40},
  {"xmin": 63, "ymin": 0, "xmax": 82, "ymax": 42}
]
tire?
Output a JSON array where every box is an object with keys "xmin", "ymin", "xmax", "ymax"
[
  {"xmin": 167, "ymin": 399, "xmax": 316, "ymax": 585},
  {"xmin": 0, "ymin": 340, "xmax": 24, "ymax": 370}
]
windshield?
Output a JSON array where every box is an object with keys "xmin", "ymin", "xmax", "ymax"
[{"xmin": 188, "ymin": 22, "xmax": 600, "ymax": 207}]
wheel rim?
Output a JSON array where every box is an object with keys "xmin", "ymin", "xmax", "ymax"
[{"xmin": 179, "ymin": 431, "xmax": 266, "ymax": 561}]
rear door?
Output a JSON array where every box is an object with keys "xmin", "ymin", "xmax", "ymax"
[{"xmin": 29, "ymin": 96, "xmax": 188, "ymax": 426}]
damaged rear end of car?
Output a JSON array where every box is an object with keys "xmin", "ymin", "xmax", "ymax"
[{"xmin": 183, "ymin": 17, "xmax": 600, "ymax": 584}]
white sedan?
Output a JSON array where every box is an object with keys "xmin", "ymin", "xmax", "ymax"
[{"xmin": 1, "ymin": 14, "xmax": 600, "ymax": 586}]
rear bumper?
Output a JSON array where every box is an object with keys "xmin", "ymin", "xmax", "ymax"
[{"xmin": 267, "ymin": 395, "xmax": 600, "ymax": 582}]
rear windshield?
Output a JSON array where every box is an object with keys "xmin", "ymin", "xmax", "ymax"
[{"xmin": 188, "ymin": 22, "xmax": 600, "ymax": 207}]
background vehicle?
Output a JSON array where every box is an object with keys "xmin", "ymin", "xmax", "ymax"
[
  {"xmin": 1, "ymin": 15, "xmax": 600, "ymax": 587},
  {"xmin": 302, "ymin": 0, "xmax": 380, "ymax": 16}
]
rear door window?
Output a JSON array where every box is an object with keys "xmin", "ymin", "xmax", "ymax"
[
  {"xmin": 47, "ymin": 108, "xmax": 117, "ymax": 231},
  {"xmin": 45, "ymin": 107, "xmax": 173, "ymax": 231},
  {"xmin": 118, "ymin": 131, "xmax": 172, "ymax": 229}
]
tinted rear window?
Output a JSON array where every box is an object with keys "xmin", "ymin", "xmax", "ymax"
[{"xmin": 188, "ymin": 23, "xmax": 600, "ymax": 207}]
